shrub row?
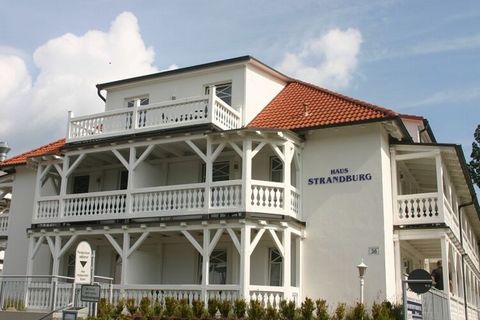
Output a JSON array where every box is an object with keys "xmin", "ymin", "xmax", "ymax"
[{"xmin": 90, "ymin": 297, "xmax": 403, "ymax": 320}]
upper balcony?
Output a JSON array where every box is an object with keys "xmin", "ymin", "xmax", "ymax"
[
  {"xmin": 391, "ymin": 144, "xmax": 480, "ymax": 268},
  {"xmin": 33, "ymin": 131, "xmax": 302, "ymax": 225},
  {"xmin": 67, "ymin": 87, "xmax": 242, "ymax": 143}
]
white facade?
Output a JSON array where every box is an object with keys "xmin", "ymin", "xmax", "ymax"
[{"xmin": 0, "ymin": 56, "xmax": 479, "ymax": 319}]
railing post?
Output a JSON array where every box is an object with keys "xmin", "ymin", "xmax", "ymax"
[
  {"xmin": 435, "ymin": 153, "xmax": 445, "ymax": 221},
  {"xmin": 242, "ymin": 139, "xmax": 252, "ymax": 212},
  {"xmin": 206, "ymin": 137, "xmax": 213, "ymax": 212},
  {"xmin": 66, "ymin": 111, "xmax": 74, "ymax": 140},
  {"xmin": 50, "ymin": 277, "xmax": 58, "ymax": 311},
  {"xmin": 132, "ymin": 106, "xmax": 139, "ymax": 132},
  {"xmin": 208, "ymin": 86, "xmax": 216, "ymax": 124},
  {"xmin": 240, "ymin": 224, "xmax": 251, "ymax": 300}
]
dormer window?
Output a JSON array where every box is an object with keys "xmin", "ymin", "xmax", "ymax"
[{"xmin": 205, "ymin": 83, "xmax": 232, "ymax": 106}]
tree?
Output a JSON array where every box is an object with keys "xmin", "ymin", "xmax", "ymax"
[{"xmin": 468, "ymin": 124, "xmax": 480, "ymax": 188}]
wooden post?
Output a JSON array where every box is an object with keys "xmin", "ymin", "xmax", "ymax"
[
  {"xmin": 283, "ymin": 142, "xmax": 293, "ymax": 216},
  {"xmin": 435, "ymin": 153, "xmax": 444, "ymax": 220},
  {"xmin": 121, "ymin": 232, "xmax": 130, "ymax": 285},
  {"xmin": 206, "ymin": 137, "xmax": 213, "ymax": 212},
  {"xmin": 202, "ymin": 229, "xmax": 210, "ymax": 304},
  {"xmin": 440, "ymin": 236, "xmax": 452, "ymax": 315},
  {"xmin": 393, "ymin": 234, "xmax": 402, "ymax": 303},
  {"xmin": 240, "ymin": 225, "xmax": 251, "ymax": 299},
  {"xmin": 59, "ymin": 156, "xmax": 70, "ymax": 219},
  {"xmin": 242, "ymin": 139, "xmax": 252, "ymax": 212},
  {"xmin": 282, "ymin": 228, "xmax": 291, "ymax": 300},
  {"xmin": 127, "ymin": 147, "xmax": 136, "ymax": 215}
]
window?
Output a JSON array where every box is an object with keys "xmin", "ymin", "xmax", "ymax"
[
  {"xmin": 72, "ymin": 175, "xmax": 89, "ymax": 194},
  {"xmin": 205, "ymin": 83, "xmax": 232, "ymax": 106},
  {"xmin": 270, "ymin": 156, "xmax": 283, "ymax": 182},
  {"xmin": 197, "ymin": 249, "xmax": 227, "ymax": 285},
  {"xmin": 66, "ymin": 254, "xmax": 75, "ymax": 278},
  {"xmin": 125, "ymin": 96, "xmax": 149, "ymax": 128},
  {"xmin": 119, "ymin": 170, "xmax": 128, "ymax": 190},
  {"xmin": 201, "ymin": 161, "xmax": 230, "ymax": 182},
  {"xmin": 269, "ymin": 248, "xmax": 283, "ymax": 286}
]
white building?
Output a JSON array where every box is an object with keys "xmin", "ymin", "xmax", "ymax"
[{"xmin": 0, "ymin": 56, "xmax": 479, "ymax": 319}]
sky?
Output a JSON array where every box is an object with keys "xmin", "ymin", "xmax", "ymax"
[{"xmin": 0, "ymin": 0, "xmax": 479, "ymax": 165}]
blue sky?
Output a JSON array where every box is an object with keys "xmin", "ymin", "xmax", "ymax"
[{"xmin": 0, "ymin": 0, "xmax": 479, "ymax": 163}]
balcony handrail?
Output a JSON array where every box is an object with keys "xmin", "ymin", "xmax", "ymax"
[
  {"xmin": 37, "ymin": 195, "xmax": 62, "ymax": 201},
  {"xmin": 210, "ymin": 179, "xmax": 242, "ymax": 187},
  {"xmin": 64, "ymin": 189, "xmax": 127, "ymax": 199},
  {"xmin": 131, "ymin": 183, "xmax": 206, "ymax": 194},
  {"xmin": 112, "ymin": 284, "xmax": 203, "ymax": 290},
  {"xmin": 69, "ymin": 95, "xmax": 209, "ymax": 122},
  {"xmin": 396, "ymin": 192, "xmax": 438, "ymax": 200},
  {"xmin": 249, "ymin": 285, "xmax": 285, "ymax": 292},
  {"xmin": 251, "ymin": 179, "xmax": 286, "ymax": 188},
  {"xmin": 213, "ymin": 96, "xmax": 241, "ymax": 118}
]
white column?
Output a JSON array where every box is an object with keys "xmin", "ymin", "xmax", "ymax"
[
  {"xmin": 390, "ymin": 150, "xmax": 399, "ymax": 223},
  {"xmin": 242, "ymin": 139, "xmax": 252, "ymax": 212},
  {"xmin": 283, "ymin": 142, "xmax": 293, "ymax": 216},
  {"xmin": 282, "ymin": 228, "xmax": 291, "ymax": 299},
  {"xmin": 435, "ymin": 153, "xmax": 445, "ymax": 220},
  {"xmin": 121, "ymin": 232, "xmax": 130, "ymax": 285},
  {"xmin": 205, "ymin": 138, "xmax": 213, "ymax": 212},
  {"xmin": 440, "ymin": 236, "xmax": 451, "ymax": 296},
  {"xmin": 393, "ymin": 235, "xmax": 402, "ymax": 303},
  {"xmin": 51, "ymin": 235, "xmax": 61, "ymax": 276},
  {"xmin": 59, "ymin": 156, "xmax": 70, "ymax": 218},
  {"xmin": 126, "ymin": 147, "xmax": 136, "ymax": 214},
  {"xmin": 26, "ymin": 236, "xmax": 35, "ymax": 276},
  {"xmin": 240, "ymin": 225, "xmax": 251, "ymax": 299},
  {"xmin": 202, "ymin": 228, "xmax": 210, "ymax": 303},
  {"xmin": 33, "ymin": 165, "xmax": 43, "ymax": 220}
]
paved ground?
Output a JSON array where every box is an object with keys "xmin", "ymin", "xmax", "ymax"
[{"xmin": 0, "ymin": 310, "xmax": 52, "ymax": 320}]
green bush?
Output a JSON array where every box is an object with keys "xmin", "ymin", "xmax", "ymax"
[
  {"xmin": 208, "ymin": 299, "xmax": 218, "ymax": 318},
  {"xmin": 139, "ymin": 296, "xmax": 151, "ymax": 316},
  {"xmin": 247, "ymin": 300, "xmax": 265, "ymax": 320},
  {"xmin": 2, "ymin": 298, "xmax": 25, "ymax": 311},
  {"xmin": 165, "ymin": 296, "xmax": 178, "ymax": 317},
  {"xmin": 218, "ymin": 300, "xmax": 232, "ymax": 318},
  {"xmin": 345, "ymin": 303, "xmax": 370, "ymax": 320},
  {"xmin": 265, "ymin": 304, "xmax": 279, "ymax": 320},
  {"xmin": 97, "ymin": 298, "xmax": 113, "ymax": 318},
  {"xmin": 177, "ymin": 298, "xmax": 193, "ymax": 319},
  {"xmin": 192, "ymin": 299, "xmax": 206, "ymax": 318},
  {"xmin": 300, "ymin": 298, "xmax": 315, "ymax": 320},
  {"xmin": 152, "ymin": 300, "xmax": 163, "ymax": 317},
  {"xmin": 126, "ymin": 298, "xmax": 138, "ymax": 315},
  {"xmin": 233, "ymin": 299, "xmax": 247, "ymax": 319},
  {"xmin": 315, "ymin": 299, "xmax": 329, "ymax": 320},
  {"xmin": 279, "ymin": 300, "xmax": 296, "ymax": 320},
  {"xmin": 334, "ymin": 303, "xmax": 346, "ymax": 320}
]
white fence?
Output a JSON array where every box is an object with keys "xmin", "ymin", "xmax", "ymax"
[
  {"xmin": 67, "ymin": 94, "xmax": 241, "ymax": 142},
  {"xmin": 34, "ymin": 180, "xmax": 300, "ymax": 224}
]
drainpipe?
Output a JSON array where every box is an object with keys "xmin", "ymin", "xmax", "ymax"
[
  {"xmin": 458, "ymin": 201, "xmax": 474, "ymax": 320},
  {"xmin": 97, "ymin": 87, "xmax": 106, "ymax": 102}
]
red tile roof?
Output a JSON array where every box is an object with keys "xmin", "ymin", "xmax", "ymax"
[
  {"xmin": 248, "ymin": 81, "xmax": 399, "ymax": 130},
  {"xmin": 0, "ymin": 138, "xmax": 66, "ymax": 167}
]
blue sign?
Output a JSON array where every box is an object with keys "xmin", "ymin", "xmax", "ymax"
[{"xmin": 307, "ymin": 168, "xmax": 372, "ymax": 185}]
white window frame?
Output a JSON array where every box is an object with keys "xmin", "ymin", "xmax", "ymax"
[
  {"xmin": 268, "ymin": 248, "xmax": 283, "ymax": 286},
  {"xmin": 205, "ymin": 82, "xmax": 232, "ymax": 106}
]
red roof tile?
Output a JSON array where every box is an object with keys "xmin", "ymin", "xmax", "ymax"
[
  {"xmin": 0, "ymin": 138, "xmax": 66, "ymax": 167},
  {"xmin": 248, "ymin": 81, "xmax": 399, "ymax": 130}
]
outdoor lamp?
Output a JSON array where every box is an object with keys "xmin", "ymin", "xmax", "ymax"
[{"xmin": 357, "ymin": 259, "xmax": 368, "ymax": 304}]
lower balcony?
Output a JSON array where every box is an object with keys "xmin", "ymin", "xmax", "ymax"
[{"xmin": 34, "ymin": 180, "xmax": 301, "ymax": 224}]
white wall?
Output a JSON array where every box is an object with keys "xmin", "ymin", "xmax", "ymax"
[
  {"xmin": 244, "ymin": 65, "xmax": 286, "ymax": 125},
  {"xmin": 3, "ymin": 167, "xmax": 36, "ymax": 276},
  {"xmin": 105, "ymin": 67, "xmax": 246, "ymax": 113},
  {"xmin": 301, "ymin": 124, "xmax": 395, "ymax": 305}
]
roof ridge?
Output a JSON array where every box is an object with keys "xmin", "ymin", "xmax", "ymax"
[{"xmin": 288, "ymin": 79, "xmax": 399, "ymax": 117}]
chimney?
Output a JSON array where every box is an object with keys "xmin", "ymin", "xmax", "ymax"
[
  {"xmin": 0, "ymin": 142, "xmax": 11, "ymax": 161},
  {"xmin": 303, "ymin": 102, "xmax": 309, "ymax": 116}
]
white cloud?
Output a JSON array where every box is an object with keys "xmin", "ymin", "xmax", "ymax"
[
  {"xmin": 0, "ymin": 12, "xmax": 158, "ymax": 154},
  {"xmin": 402, "ymin": 86, "xmax": 480, "ymax": 109},
  {"xmin": 276, "ymin": 28, "xmax": 363, "ymax": 88}
]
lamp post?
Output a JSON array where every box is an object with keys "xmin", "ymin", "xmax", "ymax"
[{"xmin": 357, "ymin": 260, "xmax": 368, "ymax": 304}]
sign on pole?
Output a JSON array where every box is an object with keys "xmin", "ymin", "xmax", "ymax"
[
  {"xmin": 75, "ymin": 241, "xmax": 92, "ymax": 284},
  {"xmin": 80, "ymin": 284, "xmax": 101, "ymax": 302}
]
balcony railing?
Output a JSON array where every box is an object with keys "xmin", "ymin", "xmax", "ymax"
[
  {"xmin": 0, "ymin": 214, "xmax": 8, "ymax": 236},
  {"xmin": 394, "ymin": 192, "xmax": 480, "ymax": 268},
  {"xmin": 33, "ymin": 180, "xmax": 300, "ymax": 224},
  {"xmin": 67, "ymin": 94, "xmax": 242, "ymax": 142}
]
